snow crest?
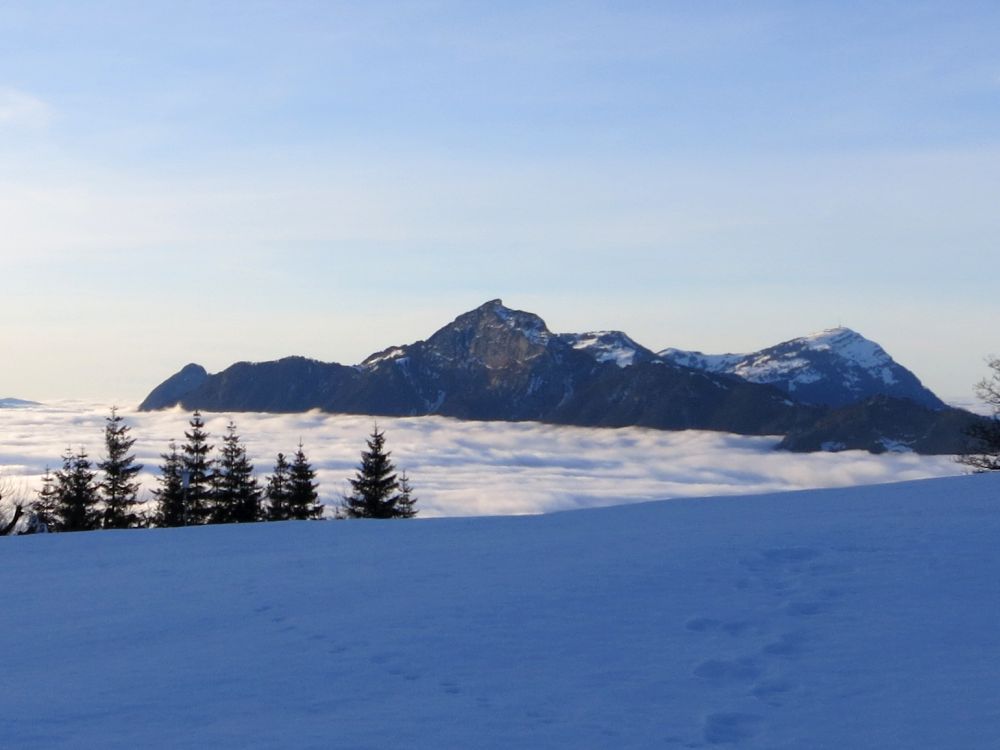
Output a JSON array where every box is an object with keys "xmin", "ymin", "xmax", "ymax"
[{"xmin": 563, "ymin": 331, "xmax": 646, "ymax": 367}]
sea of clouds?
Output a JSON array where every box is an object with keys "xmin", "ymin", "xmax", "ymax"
[{"xmin": 0, "ymin": 401, "xmax": 965, "ymax": 518}]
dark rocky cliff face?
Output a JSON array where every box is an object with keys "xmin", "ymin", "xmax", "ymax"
[
  {"xmin": 189, "ymin": 358, "xmax": 360, "ymax": 413},
  {"xmin": 138, "ymin": 300, "xmax": 970, "ymax": 454},
  {"xmin": 349, "ymin": 300, "xmax": 599, "ymax": 421},
  {"xmin": 139, "ymin": 363, "xmax": 209, "ymax": 410}
]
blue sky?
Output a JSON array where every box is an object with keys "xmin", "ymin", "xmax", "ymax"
[{"xmin": 1, "ymin": 1, "xmax": 998, "ymax": 402}]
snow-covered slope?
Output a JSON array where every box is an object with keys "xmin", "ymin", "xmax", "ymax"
[
  {"xmin": 558, "ymin": 330, "xmax": 655, "ymax": 367},
  {"xmin": 3, "ymin": 473, "xmax": 999, "ymax": 749},
  {"xmin": 661, "ymin": 327, "xmax": 945, "ymax": 409}
]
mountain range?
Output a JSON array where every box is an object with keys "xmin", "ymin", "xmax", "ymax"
[
  {"xmin": 140, "ymin": 299, "xmax": 980, "ymax": 454},
  {"xmin": 0, "ymin": 398, "xmax": 40, "ymax": 409}
]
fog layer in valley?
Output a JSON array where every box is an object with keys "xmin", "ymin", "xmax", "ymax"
[{"xmin": 0, "ymin": 402, "xmax": 963, "ymax": 517}]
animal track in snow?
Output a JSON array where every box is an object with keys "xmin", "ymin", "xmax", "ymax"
[
  {"xmin": 440, "ymin": 680, "xmax": 461, "ymax": 695},
  {"xmin": 785, "ymin": 600, "xmax": 830, "ymax": 617},
  {"xmin": 703, "ymin": 712, "xmax": 762, "ymax": 744},
  {"xmin": 761, "ymin": 631, "xmax": 808, "ymax": 658},
  {"xmin": 685, "ymin": 617, "xmax": 754, "ymax": 636},
  {"xmin": 742, "ymin": 547, "xmax": 821, "ymax": 574},
  {"xmin": 682, "ymin": 545, "xmax": 851, "ymax": 745},
  {"xmin": 693, "ymin": 658, "xmax": 763, "ymax": 686},
  {"xmin": 751, "ymin": 678, "xmax": 796, "ymax": 707}
]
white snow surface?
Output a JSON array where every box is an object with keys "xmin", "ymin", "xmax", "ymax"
[
  {"xmin": 2, "ymin": 473, "xmax": 999, "ymax": 748},
  {"xmin": 662, "ymin": 327, "xmax": 900, "ymax": 389},
  {"xmin": 732, "ymin": 355, "xmax": 824, "ymax": 389},
  {"xmin": 361, "ymin": 347, "xmax": 407, "ymax": 368},
  {"xmin": 799, "ymin": 327, "xmax": 898, "ymax": 385},
  {"xmin": 563, "ymin": 330, "xmax": 645, "ymax": 367},
  {"xmin": 661, "ymin": 350, "xmax": 744, "ymax": 373},
  {"xmin": 490, "ymin": 301, "xmax": 551, "ymax": 345},
  {"xmin": 0, "ymin": 402, "xmax": 962, "ymax": 517}
]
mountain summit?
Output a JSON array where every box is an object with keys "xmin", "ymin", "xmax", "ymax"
[
  {"xmin": 660, "ymin": 327, "xmax": 945, "ymax": 410},
  {"xmin": 424, "ymin": 299, "xmax": 554, "ymax": 368},
  {"xmin": 139, "ymin": 301, "xmax": 976, "ymax": 453}
]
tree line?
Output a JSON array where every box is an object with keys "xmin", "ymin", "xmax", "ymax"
[{"xmin": 1, "ymin": 409, "xmax": 416, "ymax": 536}]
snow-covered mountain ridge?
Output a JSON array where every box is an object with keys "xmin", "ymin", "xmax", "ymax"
[
  {"xmin": 139, "ymin": 300, "xmax": 976, "ymax": 454},
  {"xmin": 559, "ymin": 330, "xmax": 655, "ymax": 368},
  {"xmin": 661, "ymin": 326, "xmax": 944, "ymax": 410}
]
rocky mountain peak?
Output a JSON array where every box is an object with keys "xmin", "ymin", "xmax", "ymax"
[
  {"xmin": 762, "ymin": 328, "xmax": 897, "ymax": 387},
  {"xmin": 425, "ymin": 300, "xmax": 554, "ymax": 369},
  {"xmin": 136, "ymin": 302, "xmax": 967, "ymax": 454},
  {"xmin": 138, "ymin": 363, "xmax": 209, "ymax": 411},
  {"xmin": 465, "ymin": 299, "xmax": 550, "ymax": 340}
]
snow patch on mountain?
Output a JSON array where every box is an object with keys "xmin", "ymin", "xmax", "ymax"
[
  {"xmin": 361, "ymin": 347, "xmax": 407, "ymax": 368},
  {"xmin": 660, "ymin": 326, "xmax": 941, "ymax": 409},
  {"xmin": 800, "ymin": 327, "xmax": 898, "ymax": 385},
  {"xmin": 561, "ymin": 331, "xmax": 650, "ymax": 368},
  {"xmin": 489, "ymin": 299, "xmax": 551, "ymax": 345},
  {"xmin": 662, "ymin": 350, "xmax": 743, "ymax": 372},
  {"xmin": 664, "ymin": 329, "xmax": 897, "ymax": 387},
  {"xmin": 733, "ymin": 355, "xmax": 824, "ymax": 390}
]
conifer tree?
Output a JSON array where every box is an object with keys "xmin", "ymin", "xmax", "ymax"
[
  {"xmin": 153, "ymin": 441, "xmax": 187, "ymax": 527},
  {"xmin": 265, "ymin": 452, "xmax": 292, "ymax": 521},
  {"xmin": 53, "ymin": 448, "xmax": 101, "ymax": 532},
  {"xmin": 210, "ymin": 421, "xmax": 262, "ymax": 524},
  {"xmin": 32, "ymin": 468, "xmax": 59, "ymax": 532},
  {"xmin": 98, "ymin": 407, "xmax": 143, "ymax": 529},
  {"xmin": 287, "ymin": 442, "xmax": 323, "ymax": 520},
  {"xmin": 341, "ymin": 426, "xmax": 417, "ymax": 519},
  {"xmin": 394, "ymin": 470, "xmax": 418, "ymax": 519},
  {"xmin": 181, "ymin": 411, "xmax": 213, "ymax": 524}
]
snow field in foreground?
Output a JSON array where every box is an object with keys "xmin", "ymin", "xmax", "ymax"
[{"xmin": 2, "ymin": 473, "xmax": 999, "ymax": 748}]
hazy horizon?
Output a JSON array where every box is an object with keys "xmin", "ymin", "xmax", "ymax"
[
  {"xmin": 2, "ymin": 2, "xmax": 998, "ymax": 402},
  {"xmin": 3, "ymin": 295, "xmax": 993, "ymax": 407}
]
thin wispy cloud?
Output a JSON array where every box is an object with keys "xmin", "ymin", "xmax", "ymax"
[{"xmin": 0, "ymin": 87, "xmax": 50, "ymax": 128}]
